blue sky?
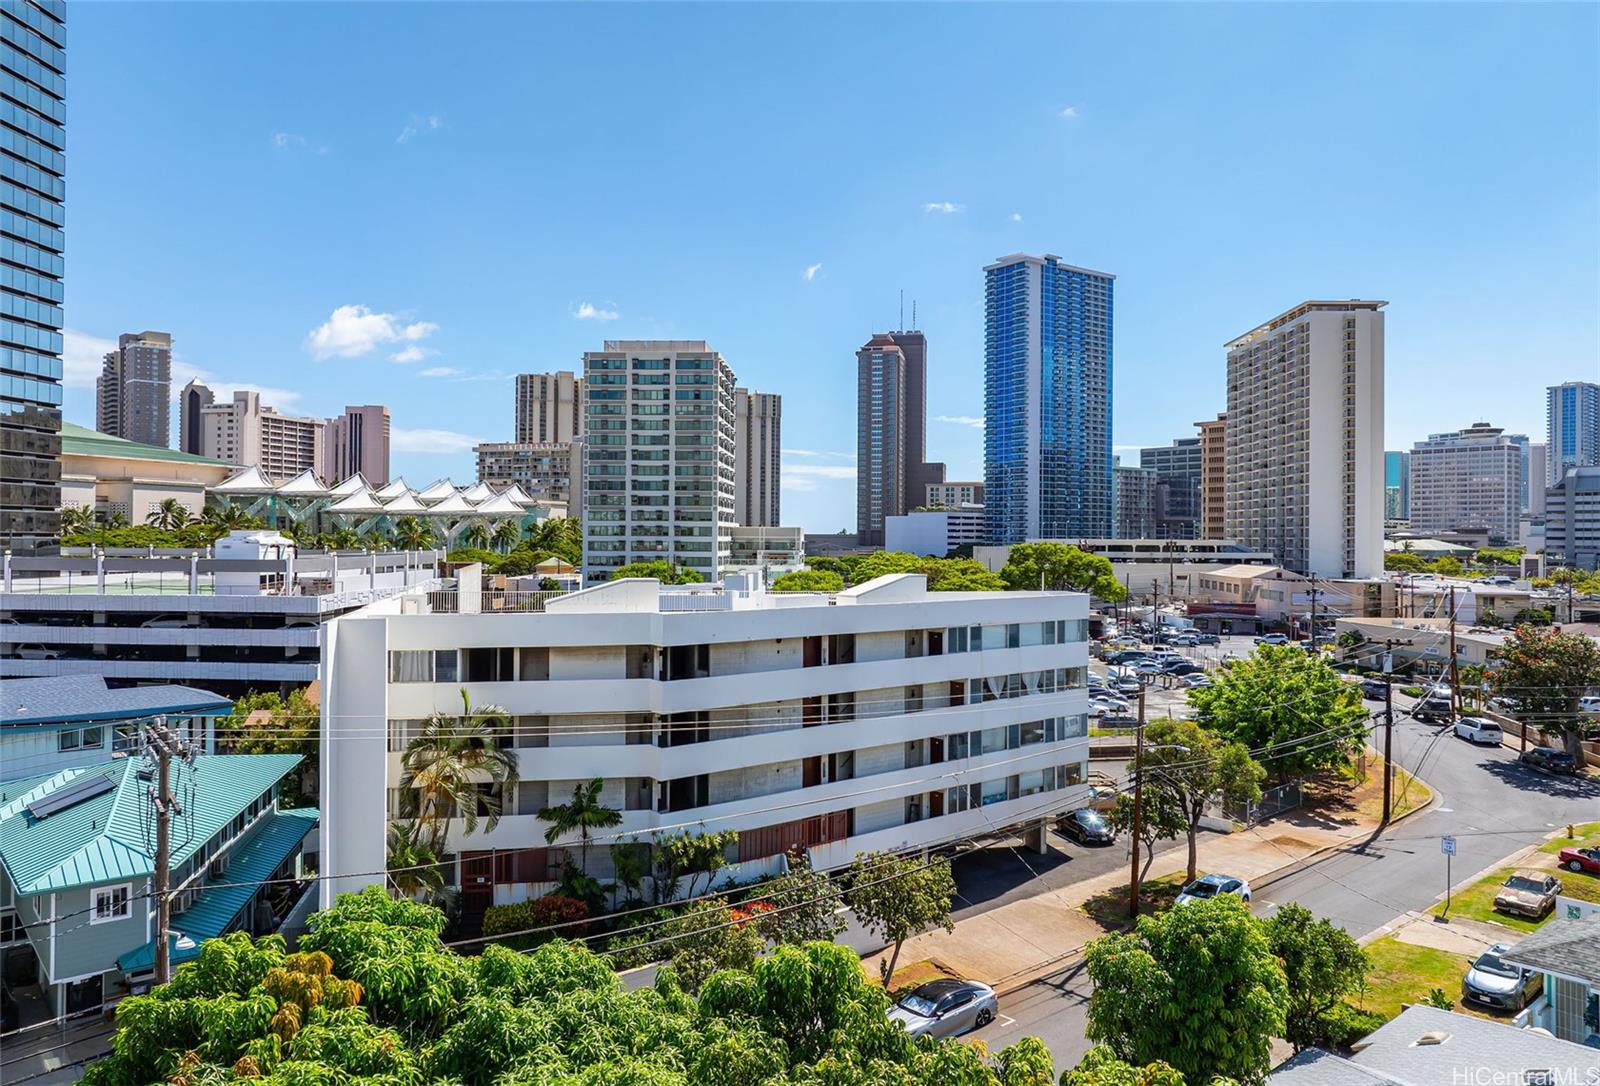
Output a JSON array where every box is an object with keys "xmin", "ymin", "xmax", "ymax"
[{"xmin": 60, "ymin": 2, "xmax": 1598, "ymax": 532}]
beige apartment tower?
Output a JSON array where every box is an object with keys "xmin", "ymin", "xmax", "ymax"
[
  {"xmin": 1198, "ymin": 413, "xmax": 1226, "ymax": 539},
  {"xmin": 324, "ymin": 405, "xmax": 391, "ymax": 486},
  {"xmin": 199, "ymin": 391, "xmax": 326, "ymax": 482},
  {"xmin": 734, "ymin": 388, "xmax": 781, "ymax": 527},
  {"xmin": 515, "ymin": 371, "xmax": 584, "ymax": 444},
  {"xmin": 96, "ymin": 331, "xmax": 172, "ymax": 448},
  {"xmin": 1223, "ymin": 301, "xmax": 1385, "ymax": 578}
]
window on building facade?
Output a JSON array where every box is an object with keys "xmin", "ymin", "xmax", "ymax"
[{"xmin": 92, "ymin": 884, "xmax": 131, "ymax": 923}]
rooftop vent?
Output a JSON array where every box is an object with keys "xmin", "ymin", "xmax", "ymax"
[{"xmin": 1413, "ymin": 1030, "xmax": 1450, "ymax": 1047}]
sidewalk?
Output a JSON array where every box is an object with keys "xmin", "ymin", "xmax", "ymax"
[{"xmin": 865, "ymin": 814, "xmax": 1383, "ymax": 986}]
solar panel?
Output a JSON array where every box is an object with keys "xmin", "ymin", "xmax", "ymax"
[{"xmin": 27, "ymin": 773, "xmax": 116, "ymax": 820}]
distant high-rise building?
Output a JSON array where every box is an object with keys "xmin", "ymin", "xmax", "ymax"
[
  {"xmin": 0, "ymin": 0, "xmax": 65, "ymax": 554},
  {"xmin": 1408, "ymin": 422, "xmax": 1522, "ymax": 544},
  {"xmin": 1112, "ymin": 460, "xmax": 1157, "ymax": 539},
  {"xmin": 476, "ymin": 441, "xmax": 577, "ymax": 506},
  {"xmin": 733, "ymin": 388, "xmax": 780, "ymax": 528},
  {"xmin": 1546, "ymin": 382, "xmax": 1599, "ymax": 485},
  {"xmin": 1528, "ymin": 444, "xmax": 1547, "ymax": 517},
  {"xmin": 1139, "ymin": 437, "xmax": 1201, "ymax": 539},
  {"xmin": 515, "ymin": 371, "xmax": 583, "ymax": 444},
  {"xmin": 1197, "ymin": 414, "xmax": 1226, "ymax": 539},
  {"xmin": 324, "ymin": 405, "xmax": 390, "ymax": 485},
  {"xmin": 179, "ymin": 378, "xmax": 214, "ymax": 456},
  {"xmin": 855, "ymin": 330, "xmax": 943, "ymax": 546},
  {"xmin": 1506, "ymin": 432, "xmax": 1531, "ymax": 513},
  {"xmin": 200, "ymin": 391, "xmax": 325, "ymax": 482},
  {"xmin": 581, "ymin": 341, "xmax": 736, "ymax": 582},
  {"xmin": 96, "ymin": 331, "xmax": 172, "ymax": 448},
  {"xmin": 1384, "ymin": 451, "xmax": 1410, "ymax": 520},
  {"xmin": 1544, "ymin": 466, "xmax": 1599, "ymax": 571},
  {"xmin": 926, "ymin": 480, "xmax": 984, "ymax": 508},
  {"xmin": 1224, "ymin": 300, "xmax": 1385, "ymax": 577},
  {"xmin": 983, "ymin": 254, "xmax": 1114, "ymax": 543}
]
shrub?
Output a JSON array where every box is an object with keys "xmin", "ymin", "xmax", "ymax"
[
  {"xmin": 481, "ymin": 894, "xmax": 588, "ymax": 950},
  {"xmin": 1305, "ymin": 1002, "xmax": 1387, "ymax": 1050}
]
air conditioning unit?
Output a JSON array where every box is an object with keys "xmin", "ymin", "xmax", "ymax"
[
  {"xmin": 170, "ymin": 889, "xmax": 196, "ymax": 915},
  {"xmin": 209, "ymin": 854, "xmax": 231, "ymax": 880}
]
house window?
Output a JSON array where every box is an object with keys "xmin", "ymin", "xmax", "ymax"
[
  {"xmin": 92, "ymin": 884, "xmax": 131, "ymax": 924},
  {"xmin": 0, "ymin": 911, "xmax": 24, "ymax": 943},
  {"xmin": 57, "ymin": 726, "xmax": 104, "ymax": 752}
]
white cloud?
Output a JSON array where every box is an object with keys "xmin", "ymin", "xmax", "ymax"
[
  {"xmin": 1059, "ymin": 106, "xmax": 1080, "ymax": 119},
  {"xmin": 170, "ymin": 357, "xmax": 304, "ymax": 410},
  {"xmin": 396, "ymin": 114, "xmax": 443, "ymax": 144},
  {"xmin": 305, "ymin": 304, "xmax": 439, "ymax": 359},
  {"xmin": 781, "ymin": 448, "xmax": 855, "ymax": 461},
  {"xmin": 63, "ymin": 328, "xmax": 301, "ymax": 408},
  {"xmin": 271, "ymin": 131, "xmax": 328, "ymax": 155},
  {"xmin": 782, "ymin": 463, "xmax": 856, "ymax": 493},
  {"xmin": 572, "ymin": 301, "xmax": 620, "ymax": 321},
  {"xmin": 389, "ymin": 345, "xmax": 431, "ymax": 365},
  {"xmin": 61, "ymin": 329, "xmax": 113, "ymax": 390},
  {"xmin": 923, "ymin": 201, "xmax": 964, "ymax": 214},
  {"xmin": 934, "ymin": 415, "xmax": 984, "ymax": 429},
  {"xmin": 418, "ymin": 366, "xmax": 463, "ymax": 378},
  {"xmin": 1010, "ymin": 212, "xmax": 1023, "ymax": 222},
  {"xmin": 391, "ymin": 427, "xmax": 484, "ymax": 454},
  {"xmin": 803, "ymin": 262, "xmax": 823, "ymax": 282}
]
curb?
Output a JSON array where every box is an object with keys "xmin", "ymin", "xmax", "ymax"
[{"xmin": 986, "ymin": 770, "xmax": 1438, "ymax": 999}]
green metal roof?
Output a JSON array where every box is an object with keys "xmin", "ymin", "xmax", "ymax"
[
  {"xmin": 0, "ymin": 754, "xmax": 302, "ymax": 895},
  {"xmin": 59, "ymin": 421, "xmax": 232, "ymax": 469},
  {"xmin": 116, "ymin": 807, "xmax": 317, "ymax": 975}
]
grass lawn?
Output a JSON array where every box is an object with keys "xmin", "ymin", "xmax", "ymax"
[
  {"xmin": 1539, "ymin": 822, "xmax": 1600, "ymax": 855},
  {"xmin": 1355, "ymin": 938, "xmax": 1472, "ymax": 1021},
  {"xmin": 1429, "ymin": 865, "xmax": 1600, "ymax": 932},
  {"xmin": 1081, "ymin": 872, "xmax": 1186, "ymax": 930}
]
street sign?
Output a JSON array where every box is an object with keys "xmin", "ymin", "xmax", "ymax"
[{"xmin": 1441, "ymin": 836, "xmax": 1457, "ymax": 856}]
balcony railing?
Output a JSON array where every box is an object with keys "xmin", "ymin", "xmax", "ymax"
[{"xmin": 427, "ymin": 589, "xmax": 568, "ymax": 614}]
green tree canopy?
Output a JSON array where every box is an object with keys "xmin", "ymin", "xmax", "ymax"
[
  {"xmin": 772, "ymin": 568, "xmax": 846, "ymax": 592},
  {"xmin": 609, "ymin": 559, "xmax": 705, "ymax": 584},
  {"xmin": 1490, "ymin": 624, "xmax": 1600, "ymax": 754},
  {"xmin": 997, "ymin": 542, "xmax": 1127, "ymax": 601},
  {"xmin": 1105, "ymin": 787, "xmax": 1185, "ymax": 887},
  {"xmin": 846, "ymin": 850, "xmax": 956, "ymax": 983},
  {"xmin": 1264, "ymin": 902, "xmax": 1368, "ymax": 1052},
  {"xmin": 754, "ymin": 852, "xmax": 847, "ymax": 946},
  {"xmin": 1060, "ymin": 1046, "xmax": 1191, "ymax": 1085},
  {"xmin": 1085, "ymin": 896, "xmax": 1287, "ymax": 1085},
  {"xmin": 1133, "ymin": 719, "xmax": 1264, "ymax": 883},
  {"xmin": 223, "ymin": 687, "xmax": 318, "ymax": 808},
  {"xmin": 1383, "ymin": 551, "xmax": 1427, "ymax": 573},
  {"xmin": 1187, "ymin": 644, "xmax": 1371, "ymax": 779}
]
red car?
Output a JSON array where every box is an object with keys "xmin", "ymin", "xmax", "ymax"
[{"xmin": 1557, "ymin": 846, "xmax": 1600, "ymax": 875}]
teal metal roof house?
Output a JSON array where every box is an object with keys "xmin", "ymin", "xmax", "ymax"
[{"xmin": 0, "ymin": 753, "xmax": 316, "ymax": 1026}]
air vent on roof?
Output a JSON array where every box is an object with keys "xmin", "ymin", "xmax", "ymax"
[
  {"xmin": 26, "ymin": 774, "xmax": 116, "ymax": 820},
  {"xmin": 1414, "ymin": 1031, "xmax": 1450, "ymax": 1047}
]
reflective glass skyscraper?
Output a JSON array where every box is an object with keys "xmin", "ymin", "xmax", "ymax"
[
  {"xmin": 1546, "ymin": 382, "xmax": 1599, "ymax": 486},
  {"xmin": 983, "ymin": 253, "xmax": 1113, "ymax": 543},
  {"xmin": 0, "ymin": 0, "xmax": 65, "ymax": 554}
]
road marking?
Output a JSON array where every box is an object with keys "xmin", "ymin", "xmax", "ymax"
[
  {"xmin": 994, "ymin": 1014, "xmax": 1017, "ymax": 1028},
  {"xmin": 1437, "ymin": 808, "xmax": 1453, "ymax": 813}
]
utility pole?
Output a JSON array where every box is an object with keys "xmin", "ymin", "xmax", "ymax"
[
  {"xmin": 1128, "ymin": 683, "xmax": 1147, "ymax": 921},
  {"xmin": 141, "ymin": 716, "xmax": 197, "ymax": 986},
  {"xmin": 1381, "ymin": 642, "xmax": 1397, "ymax": 825},
  {"xmin": 1309, "ymin": 572, "xmax": 1319, "ymax": 649},
  {"xmin": 1448, "ymin": 585, "xmax": 1461, "ymax": 720}
]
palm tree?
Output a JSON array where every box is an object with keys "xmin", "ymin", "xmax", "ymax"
[
  {"xmin": 461, "ymin": 522, "xmax": 490, "ymax": 550},
  {"xmin": 386, "ymin": 821, "xmax": 446, "ymax": 899},
  {"xmin": 490, "ymin": 520, "xmax": 522, "ymax": 553},
  {"xmin": 393, "ymin": 516, "xmax": 436, "ymax": 551},
  {"xmin": 203, "ymin": 503, "xmax": 256, "ymax": 531},
  {"xmin": 104, "ymin": 510, "xmax": 130, "ymax": 529},
  {"xmin": 146, "ymin": 498, "xmax": 192, "ymax": 531},
  {"xmin": 528, "ymin": 517, "xmax": 581, "ymax": 563},
  {"xmin": 324, "ymin": 527, "xmax": 361, "ymax": 551},
  {"xmin": 399, "ymin": 689, "xmax": 519, "ymax": 852},
  {"xmin": 60, "ymin": 505, "xmax": 95, "ymax": 536},
  {"xmin": 538, "ymin": 777, "xmax": 622, "ymax": 877}
]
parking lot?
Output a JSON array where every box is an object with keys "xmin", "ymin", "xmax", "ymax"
[{"xmin": 1087, "ymin": 631, "xmax": 1265, "ymax": 723}]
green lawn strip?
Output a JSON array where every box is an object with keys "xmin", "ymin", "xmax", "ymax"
[
  {"xmin": 1538, "ymin": 822, "xmax": 1600, "ymax": 855},
  {"xmin": 1080, "ymin": 872, "xmax": 1186, "ymax": 931},
  {"xmin": 1429, "ymin": 866, "xmax": 1600, "ymax": 933},
  {"xmin": 1355, "ymin": 938, "xmax": 1474, "ymax": 1021}
]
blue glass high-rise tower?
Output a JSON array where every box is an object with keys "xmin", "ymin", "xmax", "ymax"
[
  {"xmin": 983, "ymin": 253, "xmax": 1113, "ymax": 543},
  {"xmin": 1546, "ymin": 382, "xmax": 1599, "ymax": 486},
  {"xmin": 0, "ymin": 0, "xmax": 65, "ymax": 554}
]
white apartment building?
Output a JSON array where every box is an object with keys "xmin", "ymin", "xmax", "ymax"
[
  {"xmin": 1408, "ymin": 423, "xmax": 1523, "ymax": 544},
  {"xmin": 927, "ymin": 481, "xmax": 984, "ymax": 508},
  {"xmin": 887, "ymin": 506, "xmax": 986, "ymax": 556},
  {"xmin": 199, "ymin": 390, "xmax": 326, "ymax": 482},
  {"xmin": 475, "ymin": 441, "xmax": 578, "ymax": 507},
  {"xmin": 582, "ymin": 341, "xmax": 737, "ymax": 583},
  {"xmin": 1545, "ymin": 466, "xmax": 1600, "ymax": 571},
  {"xmin": 1224, "ymin": 300, "xmax": 1385, "ymax": 579},
  {"xmin": 734, "ymin": 388, "xmax": 781, "ymax": 528},
  {"xmin": 319, "ymin": 572, "xmax": 1091, "ymax": 908},
  {"xmin": 515, "ymin": 371, "xmax": 584, "ymax": 444}
]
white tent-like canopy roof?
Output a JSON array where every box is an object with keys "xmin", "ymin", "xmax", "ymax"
[
  {"xmin": 475, "ymin": 492, "xmax": 524, "ymax": 515},
  {"xmin": 212, "ymin": 465, "xmax": 276, "ymax": 494},
  {"xmin": 325, "ymin": 488, "xmax": 387, "ymax": 515},
  {"xmin": 425, "ymin": 493, "xmax": 477, "ymax": 515},
  {"xmin": 374, "ymin": 477, "xmax": 410, "ymax": 500},
  {"xmin": 416, "ymin": 479, "xmax": 459, "ymax": 504},
  {"xmin": 496, "ymin": 484, "xmax": 535, "ymax": 506},
  {"xmin": 327, "ymin": 474, "xmax": 370, "ymax": 498},
  {"xmin": 275, "ymin": 469, "xmax": 328, "ymax": 496},
  {"xmin": 459, "ymin": 482, "xmax": 495, "ymax": 504},
  {"xmin": 382, "ymin": 492, "xmax": 428, "ymax": 514}
]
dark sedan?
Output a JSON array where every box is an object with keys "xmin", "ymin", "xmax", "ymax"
[
  {"xmin": 1057, "ymin": 807, "xmax": 1116, "ymax": 845},
  {"xmin": 1520, "ymin": 747, "xmax": 1580, "ymax": 776},
  {"xmin": 1162, "ymin": 660, "xmax": 1204, "ymax": 676}
]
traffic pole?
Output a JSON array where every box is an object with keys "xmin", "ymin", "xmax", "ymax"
[{"xmin": 1128, "ymin": 684, "xmax": 1146, "ymax": 921}]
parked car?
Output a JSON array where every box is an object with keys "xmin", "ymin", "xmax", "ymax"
[
  {"xmin": 1579, "ymin": 696, "xmax": 1600, "ymax": 714},
  {"xmin": 1175, "ymin": 873, "xmax": 1252, "ymax": 906},
  {"xmin": 1520, "ymin": 747, "xmax": 1580, "ymax": 776},
  {"xmin": 1090, "ymin": 697, "xmax": 1131, "ymax": 717},
  {"xmin": 1461, "ymin": 944, "xmax": 1544, "ymax": 1011},
  {"xmin": 1099, "ymin": 712, "xmax": 1138, "ymax": 727},
  {"xmin": 12, "ymin": 644, "xmax": 61, "ymax": 660},
  {"xmin": 1414, "ymin": 697, "xmax": 1454, "ymax": 724},
  {"xmin": 1134, "ymin": 659, "xmax": 1165, "ymax": 675},
  {"xmin": 886, "ymin": 979, "xmax": 998, "ymax": 1040},
  {"xmin": 1254, "ymin": 634, "xmax": 1289, "ymax": 646},
  {"xmin": 1193, "ymin": 632, "xmax": 1221, "ymax": 645},
  {"xmin": 1360, "ymin": 678, "xmax": 1391, "ymax": 701},
  {"xmin": 1492, "ymin": 871, "xmax": 1561, "ymax": 920},
  {"xmin": 1181, "ymin": 674, "xmax": 1213, "ymax": 689},
  {"xmin": 1057, "ymin": 807, "xmax": 1116, "ymax": 845},
  {"xmin": 1111, "ymin": 678, "xmax": 1143, "ymax": 697},
  {"xmin": 1163, "ymin": 660, "xmax": 1204, "ymax": 677},
  {"xmin": 1105, "ymin": 650, "xmax": 1149, "ymax": 666},
  {"xmin": 142, "ymin": 615, "xmax": 200, "ymax": 629},
  {"xmin": 1556, "ymin": 846, "xmax": 1600, "ymax": 875},
  {"xmin": 1453, "ymin": 717, "xmax": 1504, "ymax": 746}
]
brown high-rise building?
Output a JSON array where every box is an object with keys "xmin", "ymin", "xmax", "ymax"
[
  {"xmin": 1198, "ymin": 412, "xmax": 1227, "ymax": 539},
  {"xmin": 855, "ymin": 329, "xmax": 945, "ymax": 546},
  {"xmin": 515, "ymin": 371, "xmax": 583, "ymax": 444}
]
